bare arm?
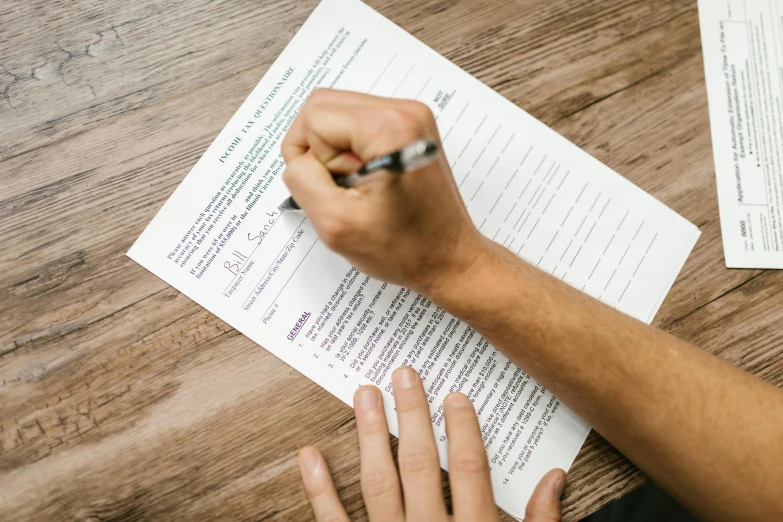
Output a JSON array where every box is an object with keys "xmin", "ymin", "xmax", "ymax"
[
  {"xmin": 432, "ymin": 238, "xmax": 783, "ymax": 522},
  {"xmin": 282, "ymin": 88, "xmax": 783, "ymax": 522}
]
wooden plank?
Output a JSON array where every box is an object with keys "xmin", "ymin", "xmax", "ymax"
[{"xmin": 2, "ymin": 0, "xmax": 781, "ymax": 520}]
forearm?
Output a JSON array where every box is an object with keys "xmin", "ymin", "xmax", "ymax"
[
  {"xmin": 429, "ymin": 239, "xmax": 783, "ymax": 521},
  {"xmin": 282, "ymin": 89, "xmax": 782, "ymax": 520}
]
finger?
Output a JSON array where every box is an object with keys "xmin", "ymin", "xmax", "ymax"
[
  {"xmin": 283, "ymin": 88, "xmax": 423, "ymax": 162},
  {"xmin": 282, "ymin": 88, "xmax": 400, "ymax": 163},
  {"xmin": 523, "ymin": 468, "xmax": 566, "ymax": 522},
  {"xmin": 298, "ymin": 447, "xmax": 350, "ymax": 522},
  {"xmin": 285, "ymin": 99, "xmax": 432, "ymax": 167},
  {"xmin": 282, "ymin": 150, "xmax": 348, "ymax": 216},
  {"xmin": 444, "ymin": 393, "xmax": 499, "ymax": 522},
  {"xmin": 354, "ymin": 386, "xmax": 404, "ymax": 522},
  {"xmin": 308, "ymin": 130, "xmax": 365, "ymax": 174},
  {"xmin": 304, "ymin": 87, "xmax": 411, "ymax": 108},
  {"xmin": 393, "ymin": 366, "xmax": 449, "ymax": 521},
  {"xmin": 313, "ymin": 105, "xmax": 423, "ymax": 164}
]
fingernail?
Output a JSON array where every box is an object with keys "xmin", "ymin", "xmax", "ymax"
[
  {"xmin": 299, "ymin": 448, "xmax": 320, "ymax": 473},
  {"xmin": 553, "ymin": 475, "xmax": 566, "ymax": 499},
  {"xmin": 356, "ymin": 387, "xmax": 380, "ymax": 411},
  {"xmin": 393, "ymin": 366, "xmax": 418, "ymax": 389},
  {"xmin": 446, "ymin": 392, "xmax": 472, "ymax": 408}
]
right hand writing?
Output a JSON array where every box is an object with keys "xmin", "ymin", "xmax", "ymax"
[{"xmin": 281, "ymin": 88, "xmax": 490, "ymax": 298}]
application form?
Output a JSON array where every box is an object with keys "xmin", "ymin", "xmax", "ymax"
[
  {"xmin": 699, "ymin": 0, "xmax": 783, "ymax": 268},
  {"xmin": 129, "ymin": 0, "xmax": 700, "ymax": 516}
]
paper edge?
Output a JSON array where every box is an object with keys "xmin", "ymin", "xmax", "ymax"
[
  {"xmin": 501, "ymin": 424, "xmax": 592, "ymax": 521},
  {"xmin": 646, "ymin": 226, "xmax": 702, "ymax": 324}
]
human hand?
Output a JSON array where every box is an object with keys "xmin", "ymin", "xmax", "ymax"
[
  {"xmin": 281, "ymin": 89, "xmax": 489, "ymax": 299},
  {"xmin": 297, "ymin": 366, "xmax": 566, "ymax": 521}
]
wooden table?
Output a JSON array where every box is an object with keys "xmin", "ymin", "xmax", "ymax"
[{"xmin": 2, "ymin": 0, "xmax": 782, "ymax": 519}]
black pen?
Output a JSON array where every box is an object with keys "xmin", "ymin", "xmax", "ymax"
[{"xmin": 277, "ymin": 139, "xmax": 439, "ymax": 211}]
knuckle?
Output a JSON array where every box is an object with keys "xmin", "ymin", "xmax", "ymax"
[
  {"xmin": 319, "ymin": 516, "xmax": 348, "ymax": 522},
  {"xmin": 398, "ymin": 447, "xmax": 439, "ymax": 477},
  {"xmin": 361, "ymin": 469, "xmax": 398, "ymax": 499},
  {"xmin": 303, "ymin": 479, "xmax": 329, "ymax": 499},
  {"xmin": 406, "ymin": 100, "xmax": 435, "ymax": 122},
  {"xmin": 356, "ymin": 416, "xmax": 388, "ymax": 436},
  {"xmin": 450, "ymin": 448, "xmax": 489, "ymax": 475},
  {"xmin": 281, "ymin": 158, "xmax": 304, "ymax": 188},
  {"xmin": 282, "ymin": 165, "xmax": 295, "ymax": 186},
  {"xmin": 393, "ymin": 395, "xmax": 422, "ymax": 414},
  {"xmin": 386, "ymin": 108, "xmax": 423, "ymax": 139},
  {"xmin": 308, "ymin": 87, "xmax": 332, "ymax": 105},
  {"xmin": 316, "ymin": 513, "xmax": 348, "ymax": 522}
]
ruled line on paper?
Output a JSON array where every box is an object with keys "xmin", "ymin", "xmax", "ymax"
[
  {"xmin": 605, "ymin": 269, "xmax": 617, "ymax": 291},
  {"xmin": 533, "ymin": 156, "xmax": 547, "ymax": 176},
  {"xmin": 518, "ymin": 212, "xmax": 531, "ymax": 232},
  {"xmin": 561, "ymin": 206, "xmax": 574, "ymax": 227},
  {"xmin": 473, "ymin": 147, "xmax": 486, "ymax": 168},
  {"xmin": 570, "ymin": 245, "xmax": 583, "ymax": 267},
  {"xmin": 505, "ymin": 168, "xmax": 521, "ymax": 190},
  {"xmin": 415, "ymin": 76, "xmax": 432, "ymax": 99},
  {"xmin": 618, "ymin": 244, "xmax": 631, "ymax": 264},
  {"xmin": 488, "ymin": 124, "xmax": 501, "ymax": 144},
  {"xmin": 633, "ymin": 221, "xmax": 645, "ymax": 241},
  {"xmin": 599, "ymin": 198, "xmax": 611, "ymax": 219},
  {"xmin": 589, "ymin": 192, "xmax": 602, "ymax": 213},
  {"xmin": 471, "ymin": 180, "xmax": 485, "ymax": 201},
  {"xmin": 369, "ymin": 51, "xmax": 398, "ymax": 93},
  {"xmin": 584, "ymin": 222, "xmax": 597, "ymax": 242},
  {"xmin": 575, "ymin": 215, "xmax": 588, "ymax": 236},
  {"xmin": 442, "ymin": 125, "xmax": 455, "ymax": 144},
  {"xmin": 557, "ymin": 170, "xmax": 570, "ymax": 190},
  {"xmin": 603, "ymin": 234, "xmax": 615, "ymax": 256},
  {"xmin": 575, "ymin": 183, "xmax": 588, "ymax": 203},
  {"xmin": 560, "ymin": 240, "xmax": 573, "ymax": 261},
  {"xmin": 459, "ymin": 170, "xmax": 471, "ymax": 188},
  {"xmin": 547, "ymin": 230, "xmax": 559, "ymax": 251},
  {"xmin": 646, "ymin": 232, "xmax": 659, "ymax": 253},
  {"xmin": 485, "ymin": 157, "xmax": 500, "ymax": 179},
  {"xmin": 527, "ymin": 217, "xmax": 540, "ymax": 238},
  {"xmin": 542, "ymin": 193, "xmax": 556, "ymax": 215},
  {"xmin": 588, "ymin": 258, "xmax": 600, "ymax": 280},
  {"xmin": 459, "ymin": 138, "xmax": 472, "ymax": 158},
  {"xmin": 454, "ymin": 102, "xmax": 469, "ymax": 122},
  {"xmin": 533, "ymin": 188, "xmax": 546, "ymax": 208},
  {"xmin": 518, "ymin": 178, "xmax": 533, "ymax": 199},
  {"xmin": 391, "ymin": 62, "xmax": 416, "ymax": 97},
  {"xmin": 617, "ymin": 210, "xmax": 629, "ymax": 231},
  {"xmin": 490, "ymin": 192, "xmax": 504, "ymax": 214},
  {"xmin": 514, "ymin": 209, "xmax": 527, "ymax": 229},
  {"xmin": 529, "ymin": 185, "xmax": 542, "ymax": 205},
  {"xmin": 474, "ymin": 115, "xmax": 488, "ymax": 135}
]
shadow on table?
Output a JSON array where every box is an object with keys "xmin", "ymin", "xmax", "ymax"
[{"xmin": 581, "ymin": 482, "xmax": 700, "ymax": 522}]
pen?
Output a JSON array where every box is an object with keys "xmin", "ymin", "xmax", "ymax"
[{"xmin": 277, "ymin": 139, "xmax": 439, "ymax": 211}]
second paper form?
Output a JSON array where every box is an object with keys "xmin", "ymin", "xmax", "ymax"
[
  {"xmin": 699, "ymin": 0, "xmax": 783, "ymax": 269},
  {"xmin": 129, "ymin": 0, "xmax": 700, "ymax": 516}
]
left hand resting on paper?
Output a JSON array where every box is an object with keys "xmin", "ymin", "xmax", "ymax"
[{"xmin": 297, "ymin": 365, "xmax": 565, "ymax": 522}]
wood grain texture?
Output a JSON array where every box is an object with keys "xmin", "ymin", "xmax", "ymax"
[{"xmin": 1, "ymin": 0, "xmax": 781, "ymax": 520}]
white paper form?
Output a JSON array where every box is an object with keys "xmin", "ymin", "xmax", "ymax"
[
  {"xmin": 698, "ymin": 0, "xmax": 783, "ymax": 268},
  {"xmin": 128, "ymin": 0, "xmax": 700, "ymax": 516}
]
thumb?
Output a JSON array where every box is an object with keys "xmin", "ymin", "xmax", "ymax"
[{"xmin": 523, "ymin": 468, "xmax": 566, "ymax": 522}]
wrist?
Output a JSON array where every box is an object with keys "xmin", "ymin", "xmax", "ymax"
[{"xmin": 420, "ymin": 232, "xmax": 523, "ymax": 320}]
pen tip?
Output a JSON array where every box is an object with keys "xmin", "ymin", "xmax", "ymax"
[{"xmin": 424, "ymin": 141, "xmax": 437, "ymax": 155}]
